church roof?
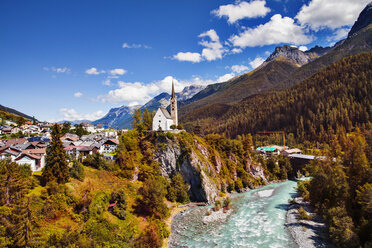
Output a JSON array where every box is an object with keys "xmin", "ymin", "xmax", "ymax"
[{"xmin": 159, "ymin": 107, "xmax": 172, "ymax": 119}]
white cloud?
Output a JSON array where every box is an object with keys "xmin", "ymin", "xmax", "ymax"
[
  {"xmin": 199, "ymin": 29, "xmax": 226, "ymax": 61},
  {"xmin": 231, "ymin": 65, "xmax": 250, "ymax": 73},
  {"xmin": 299, "ymin": 46, "xmax": 308, "ymax": 52},
  {"xmin": 249, "ymin": 56, "xmax": 265, "ymax": 69},
  {"xmin": 58, "ymin": 108, "xmax": 105, "ymax": 121},
  {"xmin": 229, "ymin": 14, "xmax": 313, "ymax": 48},
  {"xmin": 296, "ymin": 0, "xmax": 370, "ymax": 31},
  {"xmin": 217, "ymin": 73, "xmax": 235, "ymax": 83},
  {"xmin": 85, "ymin": 67, "xmax": 105, "ymax": 75},
  {"xmin": 97, "ymin": 76, "xmax": 217, "ymax": 105},
  {"xmin": 43, "ymin": 67, "xmax": 71, "ymax": 73},
  {"xmin": 173, "ymin": 52, "xmax": 202, "ymax": 63},
  {"xmin": 174, "ymin": 29, "xmax": 226, "ymax": 63},
  {"xmin": 231, "ymin": 48, "xmax": 243, "ymax": 54},
  {"xmin": 264, "ymin": 51, "xmax": 271, "ymax": 56},
  {"xmin": 109, "ymin": 68, "xmax": 127, "ymax": 75},
  {"xmin": 74, "ymin": 92, "xmax": 83, "ymax": 98},
  {"xmin": 122, "ymin": 43, "xmax": 151, "ymax": 49},
  {"xmin": 327, "ymin": 28, "xmax": 350, "ymax": 41},
  {"xmin": 212, "ymin": 0, "xmax": 270, "ymax": 24}
]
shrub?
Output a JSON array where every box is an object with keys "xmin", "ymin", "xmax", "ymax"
[
  {"xmin": 110, "ymin": 189, "xmax": 127, "ymax": 220},
  {"xmin": 170, "ymin": 124, "xmax": 177, "ymax": 130},
  {"xmin": 223, "ymin": 197, "xmax": 231, "ymax": 210},
  {"xmin": 166, "ymin": 173, "xmax": 189, "ymax": 204},
  {"xmin": 70, "ymin": 161, "xmax": 85, "ymax": 181},
  {"xmin": 214, "ymin": 200, "xmax": 222, "ymax": 211},
  {"xmin": 298, "ymin": 207, "xmax": 312, "ymax": 220}
]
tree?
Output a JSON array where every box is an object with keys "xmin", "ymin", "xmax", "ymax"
[
  {"xmin": 110, "ymin": 189, "xmax": 127, "ymax": 220},
  {"xmin": 166, "ymin": 173, "xmax": 189, "ymax": 203},
  {"xmin": 0, "ymin": 160, "xmax": 34, "ymax": 247},
  {"xmin": 136, "ymin": 177, "xmax": 169, "ymax": 219},
  {"xmin": 42, "ymin": 124, "xmax": 70, "ymax": 185},
  {"xmin": 70, "ymin": 161, "xmax": 85, "ymax": 181},
  {"xmin": 142, "ymin": 108, "xmax": 152, "ymax": 131},
  {"xmin": 132, "ymin": 108, "xmax": 143, "ymax": 131},
  {"xmin": 62, "ymin": 122, "xmax": 71, "ymax": 134},
  {"xmin": 32, "ymin": 116, "xmax": 36, "ymax": 125}
]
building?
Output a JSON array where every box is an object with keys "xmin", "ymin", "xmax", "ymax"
[{"xmin": 152, "ymin": 81, "xmax": 178, "ymax": 131}]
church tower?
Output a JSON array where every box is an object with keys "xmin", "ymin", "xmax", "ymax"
[{"xmin": 170, "ymin": 80, "xmax": 178, "ymax": 126}]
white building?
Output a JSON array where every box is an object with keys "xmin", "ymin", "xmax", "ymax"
[
  {"xmin": 152, "ymin": 81, "xmax": 178, "ymax": 131},
  {"xmin": 15, "ymin": 153, "xmax": 45, "ymax": 171},
  {"xmin": 152, "ymin": 107, "xmax": 174, "ymax": 131}
]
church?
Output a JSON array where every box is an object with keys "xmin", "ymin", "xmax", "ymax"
[{"xmin": 152, "ymin": 81, "xmax": 178, "ymax": 131}]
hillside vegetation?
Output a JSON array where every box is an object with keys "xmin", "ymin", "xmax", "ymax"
[
  {"xmin": 182, "ymin": 52, "xmax": 372, "ymax": 144},
  {"xmin": 180, "ymin": 27, "xmax": 372, "ymax": 120},
  {"xmin": 0, "ymin": 119, "xmax": 293, "ymax": 247}
]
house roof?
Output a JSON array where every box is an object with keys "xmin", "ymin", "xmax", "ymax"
[
  {"xmin": 104, "ymin": 139, "xmax": 119, "ymax": 145},
  {"xmin": 256, "ymin": 147, "xmax": 277, "ymax": 152},
  {"xmin": 64, "ymin": 145, "xmax": 95, "ymax": 152},
  {"xmin": 5, "ymin": 138, "xmax": 27, "ymax": 146},
  {"xmin": 23, "ymin": 148, "xmax": 46, "ymax": 155},
  {"xmin": 4, "ymin": 149, "xmax": 20, "ymax": 156},
  {"xmin": 16, "ymin": 153, "xmax": 41, "ymax": 160},
  {"xmin": 159, "ymin": 107, "xmax": 172, "ymax": 119},
  {"xmin": 283, "ymin": 148, "xmax": 302, "ymax": 154}
]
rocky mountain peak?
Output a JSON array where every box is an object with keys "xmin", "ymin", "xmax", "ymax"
[
  {"xmin": 265, "ymin": 45, "xmax": 312, "ymax": 66},
  {"xmin": 348, "ymin": 2, "xmax": 372, "ymax": 38}
]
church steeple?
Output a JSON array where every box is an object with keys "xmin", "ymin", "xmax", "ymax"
[
  {"xmin": 172, "ymin": 80, "xmax": 175, "ymax": 98},
  {"xmin": 170, "ymin": 80, "xmax": 178, "ymax": 126}
]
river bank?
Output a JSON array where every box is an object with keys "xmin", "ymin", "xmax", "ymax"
[
  {"xmin": 168, "ymin": 180, "xmax": 299, "ymax": 247},
  {"xmin": 286, "ymin": 197, "xmax": 336, "ymax": 248}
]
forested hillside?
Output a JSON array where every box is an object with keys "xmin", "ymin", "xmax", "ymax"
[
  {"xmin": 180, "ymin": 25, "xmax": 372, "ymax": 119},
  {"xmin": 182, "ymin": 52, "xmax": 372, "ymax": 143}
]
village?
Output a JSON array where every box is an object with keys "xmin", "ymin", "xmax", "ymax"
[{"xmin": 0, "ymin": 120, "xmax": 121, "ymax": 172}]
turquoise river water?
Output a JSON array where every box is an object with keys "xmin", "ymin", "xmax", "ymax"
[{"xmin": 169, "ymin": 180, "xmax": 299, "ymax": 248}]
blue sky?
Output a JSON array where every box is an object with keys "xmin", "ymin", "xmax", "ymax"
[{"xmin": 0, "ymin": 0, "xmax": 369, "ymax": 122}]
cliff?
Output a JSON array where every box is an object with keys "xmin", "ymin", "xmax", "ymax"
[{"xmin": 154, "ymin": 132, "xmax": 267, "ymax": 204}]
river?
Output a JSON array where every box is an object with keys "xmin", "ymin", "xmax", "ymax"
[{"xmin": 169, "ymin": 180, "xmax": 299, "ymax": 248}]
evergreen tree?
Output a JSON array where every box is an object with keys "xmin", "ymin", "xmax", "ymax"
[
  {"xmin": 132, "ymin": 108, "xmax": 143, "ymax": 131},
  {"xmin": 110, "ymin": 189, "xmax": 127, "ymax": 220},
  {"xmin": 136, "ymin": 177, "xmax": 169, "ymax": 219},
  {"xmin": 62, "ymin": 122, "xmax": 71, "ymax": 134},
  {"xmin": 142, "ymin": 108, "xmax": 152, "ymax": 131},
  {"xmin": 42, "ymin": 124, "xmax": 70, "ymax": 185}
]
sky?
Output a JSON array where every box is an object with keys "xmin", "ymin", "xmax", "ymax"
[{"xmin": 0, "ymin": 0, "xmax": 369, "ymax": 122}]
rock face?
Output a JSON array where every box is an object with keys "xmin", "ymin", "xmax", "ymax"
[
  {"xmin": 155, "ymin": 138, "xmax": 218, "ymax": 203},
  {"xmin": 92, "ymin": 105, "xmax": 140, "ymax": 128},
  {"xmin": 348, "ymin": 2, "xmax": 372, "ymax": 38},
  {"xmin": 154, "ymin": 135, "xmax": 269, "ymax": 204},
  {"xmin": 264, "ymin": 45, "xmax": 313, "ymax": 66}
]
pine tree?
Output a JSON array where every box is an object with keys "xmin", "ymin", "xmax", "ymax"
[
  {"xmin": 131, "ymin": 108, "xmax": 143, "ymax": 131},
  {"xmin": 142, "ymin": 108, "xmax": 152, "ymax": 131},
  {"xmin": 42, "ymin": 124, "xmax": 70, "ymax": 185}
]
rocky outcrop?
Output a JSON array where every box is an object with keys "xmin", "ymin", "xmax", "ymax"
[
  {"xmin": 154, "ymin": 138, "xmax": 218, "ymax": 203},
  {"xmin": 154, "ymin": 135, "xmax": 269, "ymax": 203},
  {"xmin": 264, "ymin": 45, "xmax": 313, "ymax": 67},
  {"xmin": 348, "ymin": 2, "xmax": 372, "ymax": 38}
]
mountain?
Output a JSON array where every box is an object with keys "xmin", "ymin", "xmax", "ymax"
[
  {"xmin": 59, "ymin": 120, "xmax": 92, "ymax": 125},
  {"xmin": 182, "ymin": 52, "xmax": 372, "ymax": 140},
  {"xmin": 180, "ymin": 6, "xmax": 372, "ymax": 121},
  {"xmin": 0, "ymin": 104, "xmax": 34, "ymax": 120},
  {"xmin": 263, "ymin": 45, "xmax": 315, "ymax": 66},
  {"xmin": 92, "ymin": 105, "xmax": 140, "ymax": 129},
  {"xmin": 94, "ymin": 84, "xmax": 206, "ymax": 129},
  {"xmin": 348, "ymin": 2, "xmax": 372, "ymax": 38}
]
